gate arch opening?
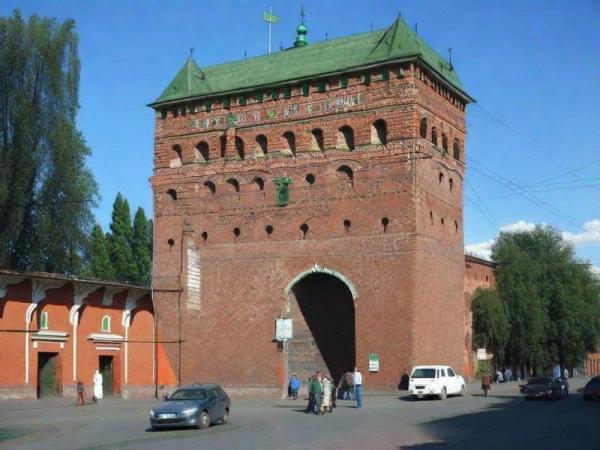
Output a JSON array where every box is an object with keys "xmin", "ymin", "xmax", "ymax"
[{"xmin": 287, "ymin": 271, "xmax": 356, "ymax": 386}]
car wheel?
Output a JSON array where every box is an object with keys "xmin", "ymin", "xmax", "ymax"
[
  {"xmin": 221, "ymin": 409, "xmax": 229, "ymax": 425},
  {"xmin": 438, "ymin": 387, "xmax": 447, "ymax": 400},
  {"xmin": 197, "ymin": 411, "xmax": 210, "ymax": 429},
  {"xmin": 459, "ymin": 385, "xmax": 466, "ymax": 396}
]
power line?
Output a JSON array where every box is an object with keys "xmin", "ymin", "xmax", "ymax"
[{"xmin": 464, "ymin": 179, "xmax": 499, "ymax": 230}]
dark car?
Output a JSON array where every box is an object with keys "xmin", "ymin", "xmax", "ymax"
[
  {"xmin": 583, "ymin": 376, "xmax": 600, "ymax": 401},
  {"xmin": 149, "ymin": 384, "xmax": 230, "ymax": 429},
  {"xmin": 523, "ymin": 377, "xmax": 568, "ymax": 400}
]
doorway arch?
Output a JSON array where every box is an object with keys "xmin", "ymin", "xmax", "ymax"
[{"xmin": 286, "ymin": 268, "xmax": 356, "ymax": 385}]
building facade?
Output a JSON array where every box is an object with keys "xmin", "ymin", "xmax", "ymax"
[
  {"xmin": 0, "ymin": 270, "xmax": 157, "ymax": 399},
  {"xmin": 150, "ymin": 17, "xmax": 473, "ymax": 394}
]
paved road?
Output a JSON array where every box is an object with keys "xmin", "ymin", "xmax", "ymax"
[{"xmin": 0, "ymin": 379, "xmax": 598, "ymax": 450}]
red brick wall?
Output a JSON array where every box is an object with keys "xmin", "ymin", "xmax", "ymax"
[{"xmin": 152, "ymin": 60, "xmax": 470, "ymax": 391}]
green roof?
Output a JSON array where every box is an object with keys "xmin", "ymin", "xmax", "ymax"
[{"xmin": 151, "ymin": 17, "xmax": 470, "ymax": 107}]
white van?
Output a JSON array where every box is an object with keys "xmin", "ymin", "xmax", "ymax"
[{"xmin": 408, "ymin": 365, "xmax": 466, "ymax": 400}]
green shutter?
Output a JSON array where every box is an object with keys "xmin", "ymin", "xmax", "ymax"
[
  {"xmin": 203, "ymin": 100, "xmax": 212, "ymax": 112},
  {"xmin": 271, "ymin": 89, "xmax": 279, "ymax": 101},
  {"xmin": 222, "ymin": 96, "xmax": 231, "ymax": 108},
  {"xmin": 301, "ymin": 82, "xmax": 310, "ymax": 96},
  {"xmin": 40, "ymin": 312, "xmax": 48, "ymax": 330},
  {"xmin": 284, "ymin": 86, "xmax": 292, "ymax": 99},
  {"xmin": 255, "ymin": 90, "xmax": 263, "ymax": 103},
  {"xmin": 362, "ymin": 73, "xmax": 371, "ymax": 85},
  {"xmin": 340, "ymin": 75, "xmax": 348, "ymax": 88},
  {"xmin": 381, "ymin": 68, "xmax": 389, "ymax": 81},
  {"xmin": 239, "ymin": 94, "xmax": 247, "ymax": 106}
]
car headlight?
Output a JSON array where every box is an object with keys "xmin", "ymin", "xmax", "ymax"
[
  {"xmin": 181, "ymin": 407, "xmax": 198, "ymax": 416},
  {"xmin": 149, "ymin": 409, "xmax": 155, "ymax": 418}
]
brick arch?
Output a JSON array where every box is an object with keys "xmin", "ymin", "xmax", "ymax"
[{"xmin": 284, "ymin": 263, "xmax": 358, "ymax": 300}]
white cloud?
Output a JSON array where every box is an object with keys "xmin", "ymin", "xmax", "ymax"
[
  {"xmin": 591, "ymin": 266, "xmax": 600, "ymax": 277},
  {"xmin": 563, "ymin": 220, "xmax": 600, "ymax": 245},
  {"xmin": 465, "ymin": 239, "xmax": 494, "ymax": 260},
  {"xmin": 499, "ymin": 221, "xmax": 538, "ymax": 233}
]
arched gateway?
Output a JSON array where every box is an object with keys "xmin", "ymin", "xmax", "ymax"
[{"xmin": 286, "ymin": 267, "xmax": 356, "ymax": 386}]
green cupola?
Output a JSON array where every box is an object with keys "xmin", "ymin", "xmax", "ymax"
[{"xmin": 293, "ymin": 12, "xmax": 308, "ymax": 47}]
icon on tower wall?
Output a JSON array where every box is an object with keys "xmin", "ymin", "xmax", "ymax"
[{"xmin": 273, "ymin": 176, "xmax": 292, "ymax": 206}]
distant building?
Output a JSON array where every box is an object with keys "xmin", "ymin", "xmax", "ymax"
[
  {"xmin": 0, "ymin": 270, "xmax": 156, "ymax": 399},
  {"xmin": 148, "ymin": 15, "xmax": 474, "ymax": 394}
]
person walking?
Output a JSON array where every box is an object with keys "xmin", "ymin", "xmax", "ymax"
[
  {"xmin": 76, "ymin": 380, "xmax": 86, "ymax": 406},
  {"xmin": 306, "ymin": 375, "xmax": 315, "ymax": 413},
  {"xmin": 481, "ymin": 371, "xmax": 491, "ymax": 397},
  {"xmin": 92, "ymin": 369, "xmax": 103, "ymax": 403},
  {"xmin": 322, "ymin": 376, "xmax": 333, "ymax": 413},
  {"xmin": 309, "ymin": 371, "xmax": 323, "ymax": 414},
  {"xmin": 289, "ymin": 373, "xmax": 300, "ymax": 400},
  {"xmin": 352, "ymin": 366, "xmax": 363, "ymax": 408}
]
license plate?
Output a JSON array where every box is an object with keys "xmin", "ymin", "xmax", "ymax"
[{"xmin": 159, "ymin": 413, "xmax": 176, "ymax": 419}]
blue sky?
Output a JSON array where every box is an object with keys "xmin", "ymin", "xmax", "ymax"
[{"xmin": 2, "ymin": 0, "xmax": 599, "ymax": 271}]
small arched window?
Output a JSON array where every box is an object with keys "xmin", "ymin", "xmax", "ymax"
[
  {"xmin": 431, "ymin": 127, "xmax": 438, "ymax": 146},
  {"xmin": 226, "ymin": 178, "xmax": 240, "ymax": 192},
  {"xmin": 253, "ymin": 177, "xmax": 265, "ymax": 191},
  {"xmin": 453, "ymin": 138, "xmax": 461, "ymax": 160},
  {"xmin": 256, "ymin": 135, "xmax": 268, "ymax": 155},
  {"xmin": 337, "ymin": 126, "xmax": 355, "ymax": 151},
  {"xmin": 449, "ymin": 178, "xmax": 454, "ymax": 191},
  {"xmin": 219, "ymin": 135, "xmax": 227, "ymax": 158},
  {"xmin": 311, "ymin": 128, "xmax": 325, "ymax": 151},
  {"xmin": 171, "ymin": 144, "xmax": 183, "ymax": 167},
  {"xmin": 371, "ymin": 119, "xmax": 388, "ymax": 145},
  {"xmin": 203, "ymin": 181, "xmax": 216, "ymax": 195},
  {"xmin": 101, "ymin": 315, "xmax": 110, "ymax": 333},
  {"xmin": 439, "ymin": 173, "xmax": 444, "ymax": 183},
  {"xmin": 235, "ymin": 136, "xmax": 245, "ymax": 160},
  {"xmin": 283, "ymin": 131, "xmax": 296, "ymax": 156},
  {"xmin": 166, "ymin": 189, "xmax": 177, "ymax": 201},
  {"xmin": 196, "ymin": 141, "xmax": 209, "ymax": 162},
  {"xmin": 442, "ymin": 133, "xmax": 448, "ymax": 152},
  {"xmin": 337, "ymin": 165, "xmax": 354, "ymax": 183},
  {"xmin": 40, "ymin": 311, "xmax": 48, "ymax": 330},
  {"xmin": 419, "ymin": 118, "xmax": 428, "ymax": 139}
]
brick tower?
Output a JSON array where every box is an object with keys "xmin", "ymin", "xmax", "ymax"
[{"xmin": 149, "ymin": 16, "xmax": 473, "ymax": 393}]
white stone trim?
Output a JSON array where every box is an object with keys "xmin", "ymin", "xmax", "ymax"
[
  {"xmin": 0, "ymin": 275, "xmax": 24, "ymax": 297},
  {"xmin": 284, "ymin": 263, "xmax": 358, "ymax": 300},
  {"xmin": 30, "ymin": 330, "xmax": 68, "ymax": 342},
  {"xmin": 96, "ymin": 346, "xmax": 120, "ymax": 351},
  {"xmin": 88, "ymin": 333, "xmax": 123, "ymax": 343},
  {"xmin": 31, "ymin": 279, "xmax": 65, "ymax": 303},
  {"xmin": 102, "ymin": 286, "xmax": 125, "ymax": 306}
]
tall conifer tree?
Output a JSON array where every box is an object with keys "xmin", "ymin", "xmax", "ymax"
[
  {"xmin": 108, "ymin": 193, "xmax": 138, "ymax": 282},
  {"xmin": 132, "ymin": 207, "xmax": 152, "ymax": 286},
  {"xmin": 87, "ymin": 224, "xmax": 115, "ymax": 280}
]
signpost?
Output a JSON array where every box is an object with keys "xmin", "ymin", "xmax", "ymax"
[
  {"xmin": 477, "ymin": 348, "xmax": 487, "ymax": 361},
  {"xmin": 368, "ymin": 353, "xmax": 380, "ymax": 373},
  {"xmin": 276, "ymin": 317, "xmax": 292, "ymax": 398}
]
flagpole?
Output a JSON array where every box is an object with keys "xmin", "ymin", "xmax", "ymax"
[{"xmin": 268, "ymin": 5, "xmax": 272, "ymax": 54}]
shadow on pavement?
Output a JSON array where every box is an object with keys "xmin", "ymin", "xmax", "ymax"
[{"xmin": 398, "ymin": 394, "xmax": 599, "ymax": 450}]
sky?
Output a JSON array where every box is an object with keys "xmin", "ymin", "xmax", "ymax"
[{"xmin": 2, "ymin": 0, "xmax": 599, "ymax": 271}]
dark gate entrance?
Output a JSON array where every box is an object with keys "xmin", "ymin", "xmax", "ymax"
[
  {"xmin": 38, "ymin": 352, "xmax": 58, "ymax": 398},
  {"xmin": 99, "ymin": 356, "xmax": 113, "ymax": 397},
  {"xmin": 288, "ymin": 272, "xmax": 356, "ymax": 385}
]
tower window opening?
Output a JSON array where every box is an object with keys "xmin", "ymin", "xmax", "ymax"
[
  {"xmin": 449, "ymin": 178, "xmax": 454, "ymax": 191},
  {"xmin": 453, "ymin": 138, "xmax": 461, "ymax": 160},
  {"xmin": 166, "ymin": 189, "xmax": 177, "ymax": 201},
  {"xmin": 300, "ymin": 223, "xmax": 309, "ymax": 239},
  {"xmin": 442, "ymin": 133, "xmax": 448, "ymax": 152},
  {"xmin": 439, "ymin": 172, "xmax": 444, "ymax": 183},
  {"xmin": 283, "ymin": 131, "xmax": 296, "ymax": 156},
  {"xmin": 305, "ymin": 174, "xmax": 316, "ymax": 185},
  {"xmin": 203, "ymin": 181, "xmax": 216, "ymax": 195},
  {"xmin": 371, "ymin": 119, "xmax": 388, "ymax": 145},
  {"xmin": 381, "ymin": 217, "xmax": 389, "ymax": 233},
  {"xmin": 431, "ymin": 127, "xmax": 438, "ymax": 146},
  {"xmin": 233, "ymin": 227, "xmax": 241, "ymax": 238},
  {"xmin": 337, "ymin": 126, "xmax": 355, "ymax": 151},
  {"xmin": 167, "ymin": 238, "xmax": 175, "ymax": 248},
  {"xmin": 253, "ymin": 177, "xmax": 265, "ymax": 191},
  {"xmin": 196, "ymin": 141, "xmax": 209, "ymax": 162},
  {"xmin": 235, "ymin": 137, "xmax": 245, "ymax": 160},
  {"xmin": 201, "ymin": 231, "xmax": 208, "ymax": 242},
  {"xmin": 256, "ymin": 134, "xmax": 268, "ymax": 155},
  {"xmin": 343, "ymin": 219, "xmax": 351, "ymax": 233},
  {"xmin": 226, "ymin": 178, "xmax": 240, "ymax": 192},
  {"xmin": 219, "ymin": 135, "xmax": 227, "ymax": 158},
  {"xmin": 420, "ymin": 118, "xmax": 428, "ymax": 139},
  {"xmin": 311, "ymin": 129, "xmax": 324, "ymax": 151},
  {"xmin": 265, "ymin": 225, "xmax": 274, "ymax": 236}
]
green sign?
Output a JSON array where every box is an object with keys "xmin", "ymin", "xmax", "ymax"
[
  {"xmin": 273, "ymin": 176, "xmax": 292, "ymax": 206},
  {"xmin": 368, "ymin": 353, "xmax": 379, "ymax": 372}
]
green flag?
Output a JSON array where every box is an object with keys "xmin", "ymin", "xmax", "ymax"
[{"xmin": 263, "ymin": 11, "xmax": 279, "ymax": 23}]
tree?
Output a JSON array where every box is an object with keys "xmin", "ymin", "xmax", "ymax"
[
  {"xmin": 108, "ymin": 193, "xmax": 138, "ymax": 282},
  {"xmin": 0, "ymin": 11, "xmax": 98, "ymax": 274},
  {"xmin": 492, "ymin": 226, "xmax": 600, "ymax": 375},
  {"xmin": 131, "ymin": 207, "xmax": 152, "ymax": 286},
  {"xmin": 86, "ymin": 224, "xmax": 115, "ymax": 280},
  {"xmin": 471, "ymin": 287, "xmax": 510, "ymax": 366}
]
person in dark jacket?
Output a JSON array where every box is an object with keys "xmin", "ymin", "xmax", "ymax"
[{"xmin": 481, "ymin": 371, "xmax": 491, "ymax": 397}]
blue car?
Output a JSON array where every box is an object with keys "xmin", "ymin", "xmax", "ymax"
[{"xmin": 149, "ymin": 384, "xmax": 230, "ymax": 430}]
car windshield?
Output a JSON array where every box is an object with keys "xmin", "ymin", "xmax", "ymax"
[
  {"xmin": 168, "ymin": 389, "xmax": 207, "ymax": 400},
  {"xmin": 412, "ymin": 368, "xmax": 436, "ymax": 378},
  {"xmin": 528, "ymin": 378, "xmax": 551, "ymax": 386}
]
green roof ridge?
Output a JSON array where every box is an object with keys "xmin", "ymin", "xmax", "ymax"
[{"xmin": 152, "ymin": 17, "xmax": 468, "ymax": 106}]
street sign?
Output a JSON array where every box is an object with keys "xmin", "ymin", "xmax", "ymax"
[
  {"xmin": 477, "ymin": 348, "xmax": 487, "ymax": 361},
  {"xmin": 275, "ymin": 318, "xmax": 292, "ymax": 341},
  {"xmin": 368, "ymin": 353, "xmax": 379, "ymax": 372}
]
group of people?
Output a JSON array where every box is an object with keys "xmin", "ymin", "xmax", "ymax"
[
  {"xmin": 75, "ymin": 369, "xmax": 104, "ymax": 406},
  {"xmin": 288, "ymin": 366, "xmax": 364, "ymax": 414}
]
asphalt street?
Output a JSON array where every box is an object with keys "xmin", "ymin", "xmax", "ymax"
[{"xmin": 0, "ymin": 378, "xmax": 598, "ymax": 450}]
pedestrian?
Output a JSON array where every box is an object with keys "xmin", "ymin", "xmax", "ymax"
[
  {"xmin": 306, "ymin": 376, "xmax": 315, "ymax": 413},
  {"xmin": 495, "ymin": 370, "xmax": 503, "ymax": 383},
  {"xmin": 352, "ymin": 366, "xmax": 363, "ymax": 408},
  {"xmin": 398, "ymin": 370, "xmax": 410, "ymax": 390},
  {"xmin": 76, "ymin": 380, "xmax": 86, "ymax": 406},
  {"xmin": 309, "ymin": 371, "xmax": 323, "ymax": 414},
  {"xmin": 481, "ymin": 371, "xmax": 491, "ymax": 397},
  {"xmin": 563, "ymin": 368, "xmax": 569, "ymax": 380},
  {"xmin": 322, "ymin": 376, "xmax": 333, "ymax": 413},
  {"xmin": 504, "ymin": 368, "xmax": 512, "ymax": 382},
  {"xmin": 289, "ymin": 373, "xmax": 300, "ymax": 400},
  {"xmin": 552, "ymin": 362, "xmax": 561, "ymax": 379},
  {"xmin": 93, "ymin": 369, "xmax": 103, "ymax": 403},
  {"xmin": 339, "ymin": 371, "xmax": 354, "ymax": 400}
]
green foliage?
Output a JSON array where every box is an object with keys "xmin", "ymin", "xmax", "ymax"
[
  {"xmin": 471, "ymin": 287, "xmax": 510, "ymax": 365},
  {"xmin": 107, "ymin": 194, "xmax": 138, "ymax": 283},
  {"xmin": 131, "ymin": 207, "xmax": 152, "ymax": 286},
  {"xmin": 0, "ymin": 11, "xmax": 98, "ymax": 275},
  {"xmin": 86, "ymin": 224, "xmax": 115, "ymax": 280},
  {"xmin": 492, "ymin": 226, "xmax": 600, "ymax": 374}
]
